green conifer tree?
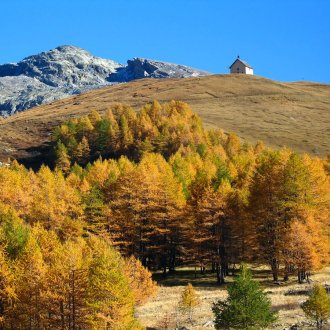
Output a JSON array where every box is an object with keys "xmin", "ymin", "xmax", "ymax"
[{"xmin": 212, "ymin": 265, "xmax": 277, "ymax": 329}]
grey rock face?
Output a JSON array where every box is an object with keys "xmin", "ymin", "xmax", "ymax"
[
  {"xmin": 107, "ymin": 57, "xmax": 209, "ymax": 82},
  {"xmin": 0, "ymin": 45, "xmax": 121, "ymax": 87},
  {"xmin": 0, "ymin": 46, "xmax": 210, "ymax": 116}
]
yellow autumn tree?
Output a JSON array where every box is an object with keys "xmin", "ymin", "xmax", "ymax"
[
  {"xmin": 124, "ymin": 256, "xmax": 157, "ymax": 306},
  {"xmin": 179, "ymin": 283, "xmax": 200, "ymax": 323}
]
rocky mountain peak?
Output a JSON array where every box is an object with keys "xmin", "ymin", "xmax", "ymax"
[
  {"xmin": 107, "ymin": 57, "xmax": 209, "ymax": 82},
  {"xmin": 0, "ymin": 46, "xmax": 210, "ymax": 116},
  {"xmin": 11, "ymin": 45, "xmax": 121, "ymax": 88}
]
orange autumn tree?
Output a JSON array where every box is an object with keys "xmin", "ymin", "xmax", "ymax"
[
  {"xmin": 249, "ymin": 149, "xmax": 291, "ymax": 281},
  {"xmin": 7, "ymin": 235, "xmax": 46, "ymax": 328},
  {"xmin": 0, "ymin": 228, "xmax": 146, "ymax": 329},
  {"xmin": 280, "ymin": 153, "xmax": 329, "ymax": 281},
  {"xmin": 249, "ymin": 150, "xmax": 330, "ymax": 282},
  {"xmin": 109, "ymin": 153, "xmax": 185, "ymax": 274},
  {"xmin": 124, "ymin": 256, "xmax": 157, "ymax": 306},
  {"xmin": 185, "ymin": 172, "xmax": 225, "ymax": 281},
  {"xmin": 0, "ymin": 249, "xmax": 15, "ymax": 328},
  {"xmin": 53, "ymin": 100, "xmax": 208, "ymax": 165},
  {"xmin": 27, "ymin": 166, "xmax": 84, "ymax": 239}
]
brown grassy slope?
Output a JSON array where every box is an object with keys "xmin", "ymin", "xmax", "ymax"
[
  {"xmin": 136, "ymin": 267, "xmax": 330, "ymax": 329},
  {"xmin": 0, "ymin": 74, "xmax": 329, "ymax": 163}
]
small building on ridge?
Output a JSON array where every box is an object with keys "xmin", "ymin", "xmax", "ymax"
[{"xmin": 229, "ymin": 56, "xmax": 253, "ymax": 75}]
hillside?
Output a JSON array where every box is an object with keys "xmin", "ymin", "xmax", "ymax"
[{"xmin": 0, "ymin": 74, "xmax": 329, "ymax": 166}]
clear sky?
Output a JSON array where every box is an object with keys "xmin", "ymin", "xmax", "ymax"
[{"xmin": 1, "ymin": 0, "xmax": 329, "ymax": 83}]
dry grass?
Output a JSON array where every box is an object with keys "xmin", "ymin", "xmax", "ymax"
[
  {"xmin": 0, "ymin": 74, "xmax": 329, "ymax": 166},
  {"xmin": 136, "ymin": 267, "xmax": 330, "ymax": 329}
]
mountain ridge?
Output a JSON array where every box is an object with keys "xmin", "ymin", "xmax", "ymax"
[{"xmin": 0, "ymin": 45, "xmax": 210, "ymax": 115}]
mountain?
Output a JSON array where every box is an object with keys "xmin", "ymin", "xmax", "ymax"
[
  {"xmin": 107, "ymin": 57, "xmax": 209, "ymax": 82},
  {"xmin": 0, "ymin": 74, "xmax": 329, "ymax": 168},
  {"xmin": 0, "ymin": 45, "xmax": 210, "ymax": 116}
]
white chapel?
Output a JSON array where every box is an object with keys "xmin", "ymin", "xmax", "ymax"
[{"xmin": 229, "ymin": 56, "xmax": 253, "ymax": 75}]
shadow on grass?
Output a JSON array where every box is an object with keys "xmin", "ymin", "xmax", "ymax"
[
  {"xmin": 17, "ymin": 143, "xmax": 53, "ymax": 170},
  {"xmin": 284, "ymin": 288, "xmax": 311, "ymax": 296},
  {"xmin": 153, "ymin": 268, "xmax": 230, "ymax": 289},
  {"xmin": 248, "ymin": 268, "xmax": 304, "ymax": 288},
  {"xmin": 272, "ymin": 302, "xmax": 300, "ymax": 312},
  {"xmin": 153, "ymin": 266, "xmax": 306, "ymax": 291}
]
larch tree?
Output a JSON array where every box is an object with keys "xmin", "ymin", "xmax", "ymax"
[
  {"xmin": 55, "ymin": 140, "xmax": 71, "ymax": 173},
  {"xmin": 302, "ymin": 284, "xmax": 330, "ymax": 329},
  {"xmin": 74, "ymin": 136, "xmax": 91, "ymax": 166},
  {"xmin": 86, "ymin": 236, "xmax": 140, "ymax": 330},
  {"xmin": 118, "ymin": 114, "xmax": 134, "ymax": 152},
  {"xmin": 0, "ymin": 248, "xmax": 15, "ymax": 329},
  {"xmin": 9, "ymin": 235, "xmax": 47, "ymax": 329},
  {"xmin": 248, "ymin": 150, "xmax": 288, "ymax": 281},
  {"xmin": 218, "ymin": 183, "xmax": 252, "ymax": 270},
  {"xmin": 249, "ymin": 150, "xmax": 329, "ymax": 282},
  {"xmin": 0, "ymin": 204, "xmax": 30, "ymax": 260},
  {"xmin": 109, "ymin": 167, "xmax": 148, "ymax": 260},
  {"xmin": 28, "ymin": 166, "xmax": 84, "ymax": 239},
  {"xmin": 139, "ymin": 153, "xmax": 185, "ymax": 274},
  {"xmin": 179, "ymin": 283, "xmax": 200, "ymax": 324},
  {"xmin": 280, "ymin": 153, "xmax": 329, "ymax": 281},
  {"xmin": 225, "ymin": 133, "xmax": 241, "ymax": 159},
  {"xmin": 76, "ymin": 116, "xmax": 94, "ymax": 142},
  {"xmin": 124, "ymin": 256, "xmax": 157, "ymax": 306},
  {"xmin": 110, "ymin": 153, "xmax": 185, "ymax": 273},
  {"xmin": 185, "ymin": 170, "xmax": 231, "ymax": 284},
  {"xmin": 44, "ymin": 238, "xmax": 91, "ymax": 330}
]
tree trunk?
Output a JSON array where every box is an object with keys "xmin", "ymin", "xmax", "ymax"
[
  {"xmin": 189, "ymin": 308, "xmax": 193, "ymax": 324},
  {"xmin": 211, "ymin": 262, "xmax": 216, "ymax": 273},
  {"xmin": 221, "ymin": 262, "xmax": 227, "ymax": 281},
  {"xmin": 216, "ymin": 263, "xmax": 225, "ymax": 285},
  {"xmin": 162, "ymin": 233, "xmax": 168, "ymax": 276},
  {"xmin": 60, "ymin": 301, "xmax": 65, "ymax": 330},
  {"xmin": 0, "ymin": 299, "xmax": 4, "ymax": 330},
  {"xmin": 283, "ymin": 264, "xmax": 289, "ymax": 281},
  {"xmin": 271, "ymin": 258, "xmax": 279, "ymax": 281},
  {"xmin": 298, "ymin": 270, "xmax": 306, "ymax": 284},
  {"xmin": 231, "ymin": 263, "xmax": 236, "ymax": 276},
  {"xmin": 161, "ymin": 254, "xmax": 167, "ymax": 277},
  {"xmin": 169, "ymin": 238, "xmax": 176, "ymax": 272},
  {"xmin": 72, "ymin": 270, "xmax": 76, "ymax": 330}
]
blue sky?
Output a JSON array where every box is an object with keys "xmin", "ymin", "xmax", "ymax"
[{"xmin": 1, "ymin": 0, "xmax": 329, "ymax": 83}]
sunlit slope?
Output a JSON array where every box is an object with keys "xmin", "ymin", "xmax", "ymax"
[{"xmin": 0, "ymin": 74, "xmax": 329, "ymax": 163}]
